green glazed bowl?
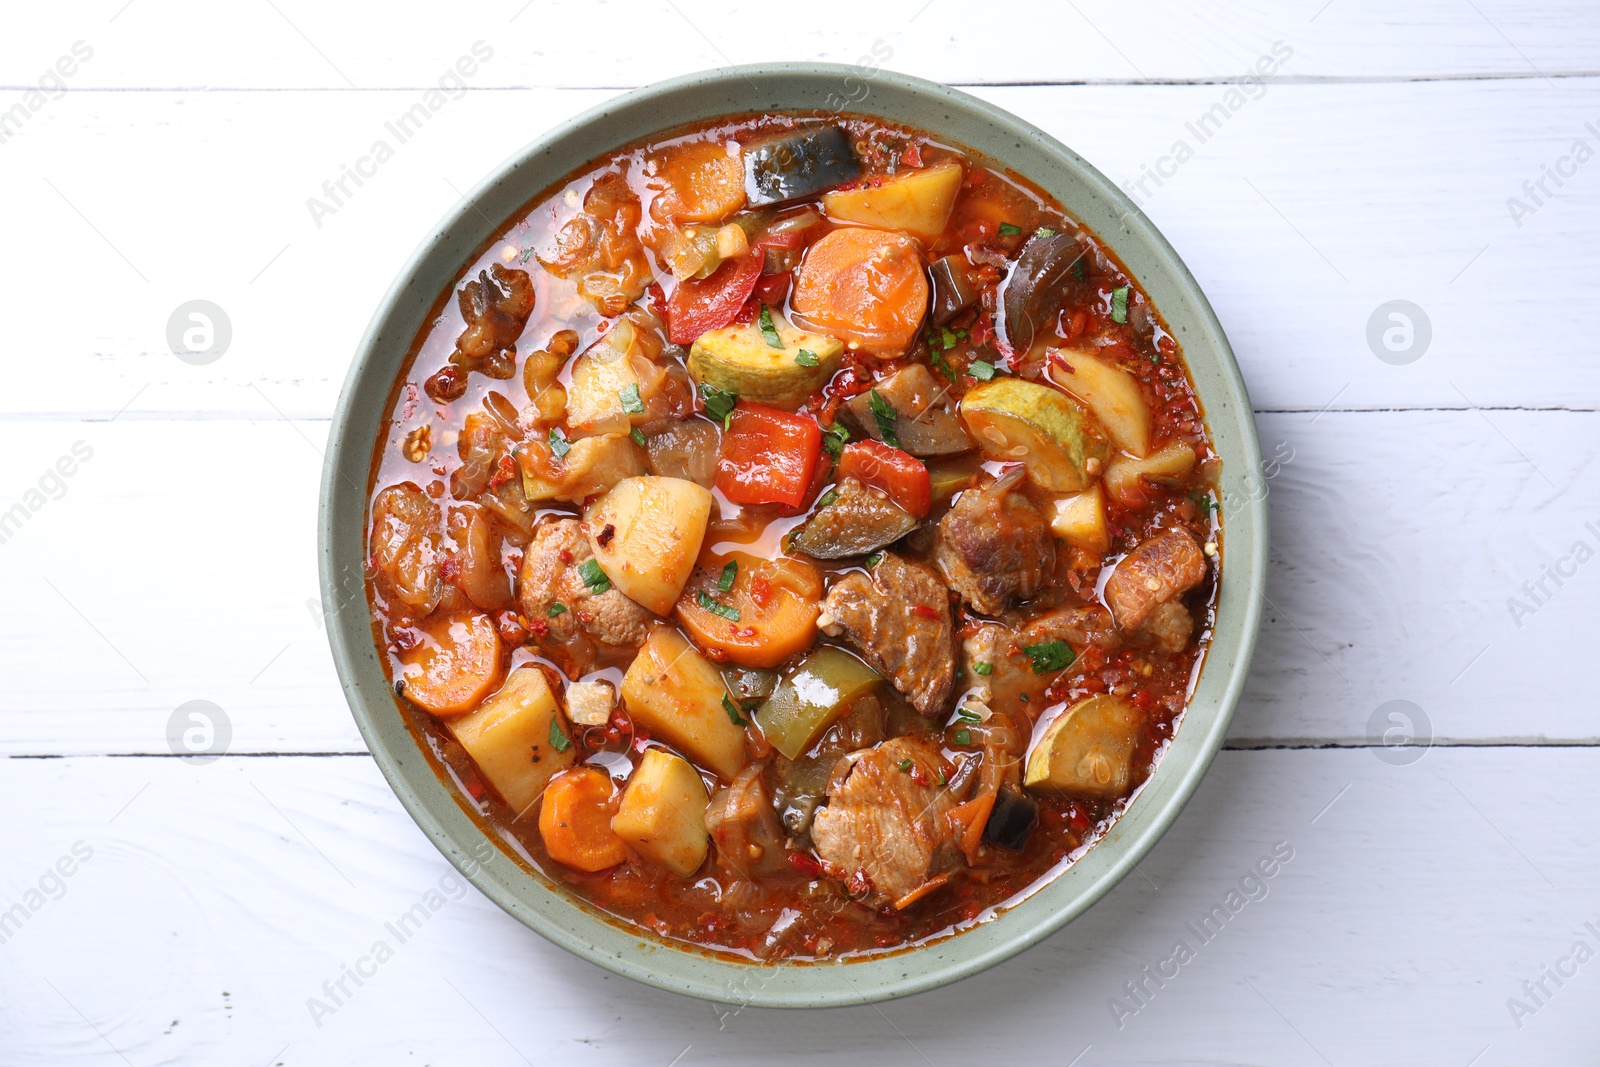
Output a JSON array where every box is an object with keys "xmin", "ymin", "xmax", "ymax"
[{"xmin": 320, "ymin": 63, "xmax": 1267, "ymax": 1008}]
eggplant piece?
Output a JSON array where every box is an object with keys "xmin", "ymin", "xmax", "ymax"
[
  {"xmin": 756, "ymin": 646, "xmax": 883, "ymax": 761},
  {"xmin": 774, "ymin": 756, "xmax": 834, "ymax": 838},
  {"xmin": 720, "ymin": 665, "xmax": 781, "ymax": 706},
  {"xmin": 790, "ymin": 476, "xmax": 917, "ymax": 559},
  {"xmin": 843, "ymin": 364, "xmax": 973, "ymax": 457},
  {"xmin": 999, "ymin": 233, "xmax": 1092, "ymax": 355},
  {"xmin": 983, "ymin": 787, "xmax": 1038, "ymax": 851},
  {"xmin": 929, "ymin": 254, "xmax": 978, "ymax": 326},
  {"xmin": 744, "ymin": 127, "xmax": 862, "ymax": 207}
]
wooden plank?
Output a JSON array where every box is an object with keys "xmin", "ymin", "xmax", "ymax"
[
  {"xmin": 1, "ymin": 747, "xmax": 1594, "ymax": 1063},
  {"xmin": 2, "ymin": 408, "xmax": 1593, "ymax": 755},
  {"xmin": 1, "ymin": 78, "xmax": 1595, "ymax": 420},
  {"xmin": 3, "ymin": 0, "xmax": 1598, "ymax": 89}
]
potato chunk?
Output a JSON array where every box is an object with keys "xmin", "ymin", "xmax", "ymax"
[
  {"xmin": 621, "ymin": 627, "xmax": 749, "ymax": 781},
  {"xmin": 447, "ymin": 667, "xmax": 574, "ymax": 818},
  {"xmin": 1103, "ymin": 440, "xmax": 1198, "ymax": 509},
  {"xmin": 1050, "ymin": 484, "xmax": 1110, "ymax": 555},
  {"xmin": 611, "ymin": 749, "xmax": 710, "ymax": 877},
  {"xmin": 1046, "ymin": 348, "xmax": 1152, "ymax": 457},
  {"xmin": 585, "ymin": 476, "xmax": 712, "ymax": 615},
  {"xmin": 822, "ymin": 161, "xmax": 963, "ymax": 238}
]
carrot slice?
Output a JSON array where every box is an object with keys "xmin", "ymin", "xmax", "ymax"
[
  {"xmin": 947, "ymin": 790, "xmax": 997, "ymax": 866},
  {"xmin": 539, "ymin": 768, "xmax": 628, "ymax": 872},
  {"xmin": 675, "ymin": 550, "xmax": 823, "ymax": 668},
  {"xmin": 790, "ymin": 227, "xmax": 929, "ymax": 355},
  {"xmin": 657, "ymin": 140, "xmax": 746, "ymax": 224},
  {"xmin": 397, "ymin": 612, "xmax": 502, "ymax": 717}
]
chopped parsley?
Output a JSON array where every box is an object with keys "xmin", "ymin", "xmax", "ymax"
[
  {"xmin": 939, "ymin": 326, "xmax": 959, "ymax": 350},
  {"xmin": 1111, "ymin": 286, "xmax": 1130, "ymax": 324},
  {"xmin": 998, "ymin": 222, "xmax": 1023, "ymax": 237},
  {"xmin": 1071, "ymin": 257, "xmax": 1087, "ymax": 283},
  {"xmin": 699, "ymin": 382, "xmax": 738, "ymax": 429},
  {"xmin": 630, "ymin": 426, "xmax": 647, "ymax": 447},
  {"xmin": 718, "ymin": 560, "xmax": 738, "ymax": 593},
  {"xmin": 821, "ymin": 422, "xmax": 850, "ymax": 458},
  {"xmin": 937, "ymin": 770, "xmax": 947, "ymax": 787},
  {"xmin": 816, "ymin": 487, "xmax": 839, "ymax": 509},
  {"xmin": 1023, "ymin": 640, "xmax": 1076, "ymax": 673},
  {"xmin": 957, "ymin": 707, "xmax": 982, "ymax": 723},
  {"xmin": 548, "ymin": 718, "xmax": 571, "ymax": 753},
  {"xmin": 722, "ymin": 693, "xmax": 748, "ymax": 726},
  {"xmin": 867, "ymin": 389, "xmax": 900, "ymax": 448},
  {"xmin": 864, "ymin": 552, "xmax": 883, "ymax": 569},
  {"xmin": 577, "ymin": 558, "xmax": 612, "ymax": 594},
  {"xmin": 1191, "ymin": 491, "xmax": 1218, "ymax": 516},
  {"xmin": 758, "ymin": 305, "xmax": 784, "ymax": 349},
  {"xmin": 618, "ymin": 383, "xmax": 645, "ymax": 414},
  {"xmin": 696, "ymin": 589, "xmax": 740, "ymax": 621},
  {"xmin": 548, "ymin": 427, "xmax": 571, "ymax": 459},
  {"xmin": 953, "ymin": 727, "xmax": 972, "ymax": 746},
  {"xmin": 795, "ymin": 348, "xmax": 820, "ymax": 368},
  {"xmin": 547, "ymin": 602, "xmax": 567, "ymax": 617},
  {"xmin": 1036, "ymin": 226, "xmax": 1057, "ymax": 238},
  {"xmin": 897, "ymin": 758, "xmax": 914, "ymax": 772},
  {"xmin": 968, "ymin": 360, "xmax": 997, "ymax": 381},
  {"xmin": 929, "ymin": 347, "xmax": 957, "ymax": 382},
  {"xmin": 972, "ymin": 662, "xmax": 993, "ymax": 676}
]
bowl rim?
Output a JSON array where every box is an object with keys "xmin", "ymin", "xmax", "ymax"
[{"xmin": 320, "ymin": 61, "xmax": 1267, "ymax": 1008}]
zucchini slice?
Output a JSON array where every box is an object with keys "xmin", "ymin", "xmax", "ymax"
[
  {"xmin": 959, "ymin": 378, "xmax": 1110, "ymax": 491},
  {"xmin": 687, "ymin": 312, "xmax": 843, "ymax": 411},
  {"xmin": 1024, "ymin": 695, "xmax": 1142, "ymax": 798}
]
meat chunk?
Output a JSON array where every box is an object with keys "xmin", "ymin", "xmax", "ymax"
[
  {"xmin": 449, "ymin": 262, "xmax": 536, "ymax": 379},
  {"xmin": 819, "ymin": 553, "xmax": 953, "ymax": 716},
  {"xmin": 369, "ymin": 483, "xmax": 443, "ymax": 617},
  {"xmin": 963, "ymin": 605, "xmax": 1120, "ymax": 708},
  {"xmin": 1131, "ymin": 599, "xmax": 1194, "ymax": 654},
  {"xmin": 1104, "ymin": 527, "xmax": 1206, "ymax": 633},
  {"xmin": 537, "ymin": 171, "xmax": 651, "ymax": 316},
  {"xmin": 706, "ymin": 765, "xmax": 790, "ymax": 878},
  {"xmin": 517, "ymin": 518, "xmax": 650, "ymax": 672},
  {"xmin": 935, "ymin": 477, "xmax": 1055, "ymax": 615},
  {"xmin": 564, "ymin": 679, "xmax": 616, "ymax": 726},
  {"xmin": 810, "ymin": 738, "xmax": 959, "ymax": 908}
]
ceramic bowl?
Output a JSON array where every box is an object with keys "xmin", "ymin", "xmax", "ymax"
[{"xmin": 320, "ymin": 62, "xmax": 1267, "ymax": 1008}]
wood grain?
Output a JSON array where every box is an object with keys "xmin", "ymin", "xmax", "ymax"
[
  {"xmin": 4, "ymin": 3, "xmax": 1598, "ymax": 1058},
  {"xmin": 0, "ymin": 79, "xmax": 1595, "ymax": 418},
  {"xmin": 3, "ymin": 0, "xmax": 1598, "ymax": 88}
]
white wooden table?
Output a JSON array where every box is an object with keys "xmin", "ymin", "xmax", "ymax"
[{"xmin": 3, "ymin": 2, "xmax": 1597, "ymax": 1062}]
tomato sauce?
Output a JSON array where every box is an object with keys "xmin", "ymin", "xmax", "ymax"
[{"xmin": 364, "ymin": 113, "xmax": 1220, "ymax": 961}]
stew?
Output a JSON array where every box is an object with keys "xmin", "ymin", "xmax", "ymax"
[{"xmin": 364, "ymin": 113, "xmax": 1220, "ymax": 960}]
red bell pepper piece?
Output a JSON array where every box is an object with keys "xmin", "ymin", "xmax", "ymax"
[
  {"xmin": 837, "ymin": 440, "xmax": 931, "ymax": 518},
  {"xmin": 666, "ymin": 251, "xmax": 763, "ymax": 345},
  {"xmin": 664, "ymin": 231, "xmax": 808, "ymax": 346},
  {"xmin": 715, "ymin": 403, "xmax": 822, "ymax": 508},
  {"xmin": 751, "ymin": 270, "xmax": 792, "ymax": 307}
]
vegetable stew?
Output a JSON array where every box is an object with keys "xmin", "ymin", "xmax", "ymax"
[{"xmin": 365, "ymin": 113, "xmax": 1220, "ymax": 960}]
